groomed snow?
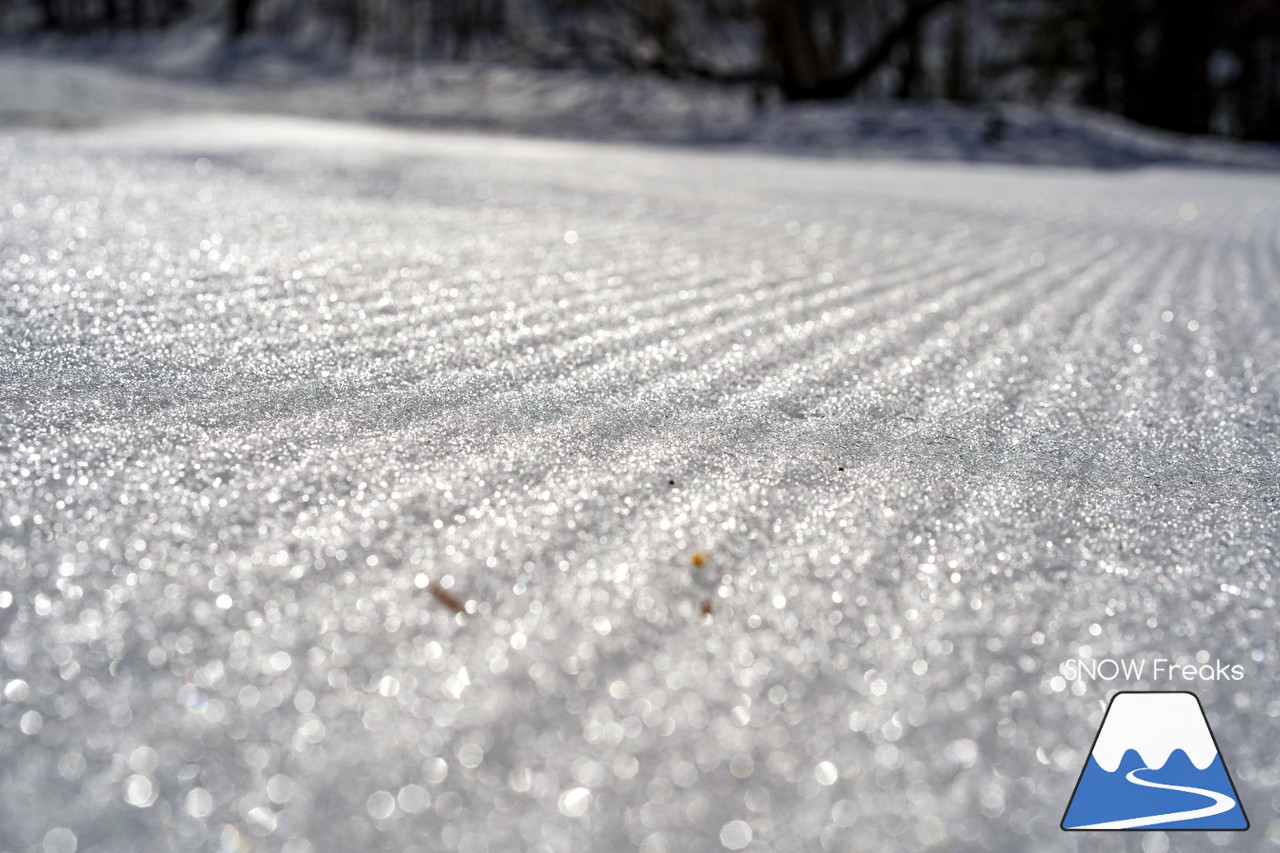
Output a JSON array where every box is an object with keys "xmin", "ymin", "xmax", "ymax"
[{"xmin": 2, "ymin": 113, "xmax": 1279, "ymax": 852}]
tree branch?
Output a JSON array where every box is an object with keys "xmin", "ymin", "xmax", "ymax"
[{"xmin": 781, "ymin": 0, "xmax": 956, "ymax": 101}]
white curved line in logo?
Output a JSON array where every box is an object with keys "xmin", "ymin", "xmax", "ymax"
[{"xmin": 1069, "ymin": 766, "xmax": 1237, "ymax": 830}]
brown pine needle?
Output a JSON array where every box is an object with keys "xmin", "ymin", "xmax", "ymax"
[{"xmin": 429, "ymin": 583, "xmax": 467, "ymax": 615}]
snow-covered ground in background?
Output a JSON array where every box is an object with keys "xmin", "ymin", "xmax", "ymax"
[
  {"xmin": 3, "ymin": 31, "xmax": 1280, "ymax": 169},
  {"xmin": 2, "ymin": 110, "xmax": 1279, "ymax": 852}
]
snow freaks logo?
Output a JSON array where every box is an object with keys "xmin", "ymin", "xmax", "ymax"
[
  {"xmin": 1061, "ymin": 692, "xmax": 1249, "ymax": 831},
  {"xmin": 1062, "ymin": 657, "xmax": 1245, "ymax": 682}
]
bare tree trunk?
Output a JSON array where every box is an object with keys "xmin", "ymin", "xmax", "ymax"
[
  {"xmin": 772, "ymin": 0, "xmax": 956, "ymax": 101},
  {"xmin": 396, "ymin": 0, "xmax": 417, "ymax": 68},
  {"xmin": 1240, "ymin": 34, "xmax": 1280, "ymax": 139},
  {"xmin": 758, "ymin": 0, "xmax": 845, "ymax": 94},
  {"xmin": 456, "ymin": 0, "xmax": 475, "ymax": 61},
  {"xmin": 1116, "ymin": 5, "xmax": 1140, "ymax": 119},
  {"xmin": 228, "ymin": 0, "xmax": 253, "ymax": 38},
  {"xmin": 345, "ymin": 0, "xmax": 363, "ymax": 48},
  {"xmin": 41, "ymin": 0, "xmax": 62, "ymax": 30},
  {"xmin": 65, "ymin": 0, "xmax": 84, "ymax": 32},
  {"xmin": 484, "ymin": 0, "xmax": 504, "ymax": 36},
  {"xmin": 896, "ymin": 25, "xmax": 922, "ymax": 98},
  {"xmin": 944, "ymin": 0, "xmax": 968, "ymax": 101},
  {"xmin": 1142, "ymin": 0, "xmax": 1213, "ymax": 133}
]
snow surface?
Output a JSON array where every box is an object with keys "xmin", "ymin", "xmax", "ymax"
[
  {"xmin": 2, "ymin": 111, "xmax": 1280, "ymax": 853},
  {"xmin": 1089, "ymin": 693, "xmax": 1217, "ymax": 772}
]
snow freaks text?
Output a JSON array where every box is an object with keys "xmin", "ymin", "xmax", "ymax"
[{"xmin": 1062, "ymin": 658, "xmax": 1246, "ymax": 683}]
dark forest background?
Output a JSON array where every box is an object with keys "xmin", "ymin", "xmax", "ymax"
[{"xmin": 3, "ymin": 0, "xmax": 1279, "ymax": 142}]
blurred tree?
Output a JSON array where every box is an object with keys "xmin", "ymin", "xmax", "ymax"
[
  {"xmin": 228, "ymin": 0, "xmax": 253, "ymax": 37},
  {"xmin": 3, "ymin": 0, "xmax": 1277, "ymax": 140},
  {"xmin": 997, "ymin": 0, "xmax": 1280, "ymax": 140},
  {"xmin": 1141, "ymin": 0, "xmax": 1213, "ymax": 133},
  {"xmin": 39, "ymin": 0, "xmax": 62, "ymax": 30},
  {"xmin": 766, "ymin": 0, "xmax": 955, "ymax": 99},
  {"xmin": 343, "ymin": 0, "xmax": 361, "ymax": 47},
  {"xmin": 943, "ymin": 0, "xmax": 968, "ymax": 101},
  {"xmin": 1223, "ymin": 0, "xmax": 1280, "ymax": 139},
  {"xmin": 758, "ymin": 0, "xmax": 847, "ymax": 94}
]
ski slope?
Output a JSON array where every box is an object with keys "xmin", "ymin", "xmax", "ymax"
[{"xmin": 2, "ymin": 115, "xmax": 1279, "ymax": 852}]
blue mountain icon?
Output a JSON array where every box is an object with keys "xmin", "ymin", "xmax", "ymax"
[{"xmin": 1062, "ymin": 692, "xmax": 1248, "ymax": 831}]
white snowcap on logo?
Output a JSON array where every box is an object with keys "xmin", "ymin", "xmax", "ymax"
[{"xmin": 1090, "ymin": 692, "xmax": 1220, "ymax": 772}]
